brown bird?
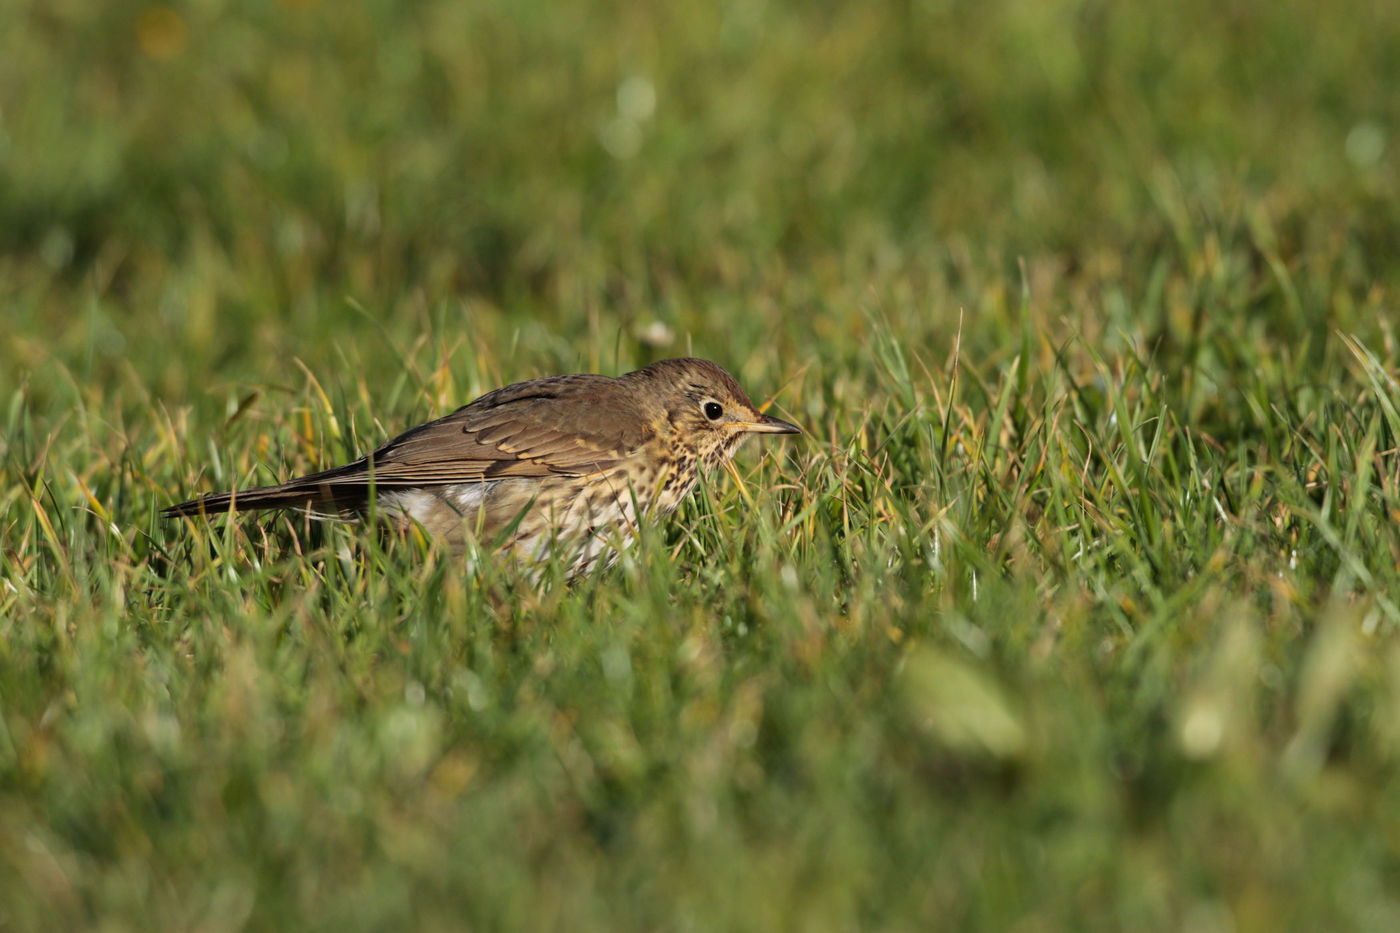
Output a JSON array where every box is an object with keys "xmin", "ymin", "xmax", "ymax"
[{"xmin": 165, "ymin": 358, "xmax": 800, "ymax": 575}]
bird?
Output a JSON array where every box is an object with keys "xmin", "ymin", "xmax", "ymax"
[{"xmin": 164, "ymin": 357, "xmax": 801, "ymax": 576}]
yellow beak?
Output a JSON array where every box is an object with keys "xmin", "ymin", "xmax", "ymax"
[{"xmin": 735, "ymin": 415, "xmax": 802, "ymax": 435}]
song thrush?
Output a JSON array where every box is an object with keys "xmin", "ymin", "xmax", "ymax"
[{"xmin": 164, "ymin": 358, "xmax": 800, "ymax": 575}]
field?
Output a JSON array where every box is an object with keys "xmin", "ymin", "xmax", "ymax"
[{"xmin": 4, "ymin": 0, "xmax": 1400, "ymax": 929}]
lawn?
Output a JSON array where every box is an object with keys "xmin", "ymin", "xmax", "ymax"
[{"xmin": 4, "ymin": 0, "xmax": 1400, "ymax": 929}]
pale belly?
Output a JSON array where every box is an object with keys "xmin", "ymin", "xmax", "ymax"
[{"xmin": 373, "ymin": 467, "xmax": 683, "ymax": 576}]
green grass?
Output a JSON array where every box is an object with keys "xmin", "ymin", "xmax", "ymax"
[{"xmin": 5, "ymin": 0, "xmax": 1400, "ymax": 929}]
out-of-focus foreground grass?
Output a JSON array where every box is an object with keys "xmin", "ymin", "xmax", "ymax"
[{"xmin": 4, "ymin": 0, "xmax": 1400, "ymax": 929}]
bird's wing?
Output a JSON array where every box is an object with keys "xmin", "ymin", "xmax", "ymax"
[
  {"xmin": 162, "ymin": 373, "xmax": 658, "ymax": 516},
  {"xmin": 293, "ymin": 373, "xmax": 653, "ymax": 488}
]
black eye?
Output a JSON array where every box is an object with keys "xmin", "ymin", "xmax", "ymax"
[{"xmin": 703, "ymin": 401, "xmax": 724, "ymax": 421}]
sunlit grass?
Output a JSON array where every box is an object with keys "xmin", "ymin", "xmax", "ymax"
[{"xmin": 4, "ymin": 0, "xmax": 1400, "ymax": 930}]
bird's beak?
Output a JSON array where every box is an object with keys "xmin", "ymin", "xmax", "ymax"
[{"xmin": 737, "ymin": 414, "xmax": 802, "ymax": 435}]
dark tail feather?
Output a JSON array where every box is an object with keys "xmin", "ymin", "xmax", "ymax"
[{"xmin": 162, "ymin": 480, "xmax": 364, "ymax": 518}]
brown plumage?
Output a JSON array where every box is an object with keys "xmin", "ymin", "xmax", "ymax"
[{"xmin": 164, "ymin": 358, "xmax": 800, "ymax": 575}]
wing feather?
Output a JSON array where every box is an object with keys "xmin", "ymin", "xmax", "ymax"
[
  {"xmin": 286, "ymin": 373, "xmax": 649, "ymax": 488},
  {"xmin": 164, "ymin": 370, "xmax": 656, "ymax": 515}
]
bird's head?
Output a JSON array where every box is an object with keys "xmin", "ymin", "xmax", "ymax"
[{"xmin": 628, "ymin": 358, "xmax": 801, "ymax": 470}]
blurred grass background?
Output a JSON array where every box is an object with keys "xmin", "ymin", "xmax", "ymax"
[{"xmin": 4, "ymin": 0, "xmax": 1400, "ymax": 929}]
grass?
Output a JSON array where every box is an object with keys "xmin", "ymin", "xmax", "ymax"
[{"xmin": 4, "ymin": 0, "xmax": 1400, "ymax": 929}]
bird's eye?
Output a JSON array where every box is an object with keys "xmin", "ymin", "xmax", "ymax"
[{"xmin": 703, "ymin": 401, "xmax": 724, "ymax": 421}]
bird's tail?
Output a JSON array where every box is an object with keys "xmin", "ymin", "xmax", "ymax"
[{"xmin": 162, "ymin": 479, "xmax": 359, "ymax": 519}]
